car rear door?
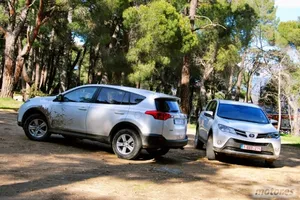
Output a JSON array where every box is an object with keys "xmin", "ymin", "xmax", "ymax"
[
  {"xmin": 86, "ymin": 87, "xmax": 130, "ymax": 136},
  {"xmin": 155, "ymin": 98, "xmax": 187, "ymax": 140}
]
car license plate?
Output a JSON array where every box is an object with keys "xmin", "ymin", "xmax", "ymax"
[
  {"xmin": 240, "ymin": 144, "xmax": 262, "ymax": 152},
  {"xmin": 174, "ymin": 118, "xmax": 185, "ymax": 125}
]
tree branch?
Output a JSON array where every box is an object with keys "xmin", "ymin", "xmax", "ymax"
[
  {"xmin": 0, "ymin": 26, "xmax": 7, "ymax": 35},
  {"xmin": 193, "ymin": 15, "xmax": 226, "ymax": 32}
]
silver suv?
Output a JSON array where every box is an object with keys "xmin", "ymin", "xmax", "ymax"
[
  {"xmin": 195, "ymin": 100, "xmax": 281, "ymax": 165},
  {"xmin": 17, "ymin": 85, "xmax": 188, "ymax": 159}
]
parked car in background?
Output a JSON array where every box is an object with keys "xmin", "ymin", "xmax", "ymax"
[
  {"xmin": 194, "ymin": 100, "xmax": 281, "ymax": 165},
  {"xmin": 17, "ymin": 84, "xmax": 188, "ymax": 160}
]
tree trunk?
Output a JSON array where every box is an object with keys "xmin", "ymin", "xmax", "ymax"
[
  {"xmin": 35, "ymin": 62, "xmax": 41, "ymax": 90},
  {"xmin": 59, "ymin": 45, "xmax": 67, "ymax": 92},
  {"xmin": 277, "ymin": 71, "xmax": 281, "ymax": 131},
  {"xmin": 235, "ymin": 68, "xmax": 244, "ymax": 101},
  {"xmin": 180, "ymin": 0, "xmax": 198, "ymax": 115},
  {"xmin": 0, "ymin": 35, "xmax": 16, "ymax": 97},
  {"xmin": 77, "ymin": 45, "xmax": 87, "ymax": 86},
  {"xmin": 198, "ymin": 41, "xmax": 218, "ymax": 109},
  {"xmin": 245, "ymin": 74, "xmax": 252, "ymax": 102},
  {"xmin": 67, "ymin": 49, "xmax": 81, "ymax": 89},
  {"xmin": 225, "ymin": 66, "xmax": 234, "ymax": 100},
  {"xmin": 293, "ymin": 108, "xmax": 299, "ymax": 136},
  {"xmin": 0, "ymin": 49, "xmax": 5, "ymax": 89},
  {"xmin": 199, "ymin": 78, "xmax": 207, "ymax": 111},
  {"xmin": 88, "ymin": 45, "xmax": 95, "ymax": 84},
  {"xmin": 180, "ymin": 55, "xmax": 190, "ymax": 114}
]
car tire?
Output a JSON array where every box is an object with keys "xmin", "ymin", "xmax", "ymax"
[
  {"xmin": 194, "ymin": 129, "xmax": 204, "ymax": 149},
  {"xmin": 146, "ymin": 148, "xmax": 170, "ymax": 158},
  {"xmin": 23, "ymin": 114, "xmax": 51, "ymax": 141},
  {"xmin": 206, "ymin": 134, "xmax": 216, "ymax": 160},
  {"xmin": 112, "ymin": 129, "xmax": 142, "ymax": 160}
]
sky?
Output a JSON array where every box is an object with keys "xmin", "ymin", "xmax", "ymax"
[{"xmin": 275, "ymin": 0, "xmax": 300, "ymax": 21}]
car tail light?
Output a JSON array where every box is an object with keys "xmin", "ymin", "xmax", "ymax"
[{"xmin": 145, "ymin": 110, "xmax": 171, "ymax": 120}]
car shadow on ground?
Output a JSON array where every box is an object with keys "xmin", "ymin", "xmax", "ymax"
[
  {"xmin": 47, "ymin": 135, "xmax": 203, "ymax": 164},
  {"xmin": 44, "ymin": 134, "xmax": 300, "ymax": 168}
]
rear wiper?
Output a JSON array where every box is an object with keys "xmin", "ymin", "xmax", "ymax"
[{"xmin": 169, "ymin": 110, "xmax": 179, "ymax": 113}]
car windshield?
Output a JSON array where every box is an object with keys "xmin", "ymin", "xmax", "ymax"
[{"xmin": 217, "ymin": 103, "xmax": 269, "ymax": 124}]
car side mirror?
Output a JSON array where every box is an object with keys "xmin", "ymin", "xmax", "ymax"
[
  {"xmin": 56, "ymin": 94, "xmax": 63, "ymax": 102},
  {"xmin": 204, "ymin": 111, "xmax": 214, "ymax": 118},
  {"xmin": 270, "ymin": 119, "xmax": 278, "ymax": 126}
]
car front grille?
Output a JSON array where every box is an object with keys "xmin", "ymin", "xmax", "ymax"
[
  {"xmin": 256, "ymin": 133, "xmax": 269, "ymax": 139},
  {"xmin": 235, "ymin": 129, "xmax": 247, "ymax": 137},
  {"xmin": 234, "ymin": 129, "xmax": 271, "ymax": 139}
]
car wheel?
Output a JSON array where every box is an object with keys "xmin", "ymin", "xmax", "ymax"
[
  {"xmin": 194, "ymin": 129, "xmax": 204, "ymax": 149},
  {"xmin": 146, "ymin": 148, "xmax": 170, "ymax": 158},
  {"xmin": 23, "ymin": 114, "xmax": 51, "ymax": 141},
  {"xmin": 206, "ymin": 134, "xmax": 216, "ymax": 160},
  {"xmin": 112, "ymin": 129, "xmax": 142, "ymax": 160}
]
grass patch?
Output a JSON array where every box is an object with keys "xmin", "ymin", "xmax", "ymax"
[
  {"xmin": 0, "ymin": 98, "xmax": 23, "ymax": 111},
  {"xmin": 281, "ymin": 133, "xmax": 300, "ymax": 147},
  {"xmin": 188, "ymin": 123, "xmax": 196, "ymax": 130}
]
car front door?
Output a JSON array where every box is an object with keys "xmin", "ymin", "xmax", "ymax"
[
  {"xmin": 86, "ymin": 87, "xmax": 130, "ymax": 136},
  {"xmin": 50, "ymin": 87, "xmax": 98, "ymax": 133},
  {"xmin": 199, "ymin": 101, "xmax": 217, "ymax": 141}
]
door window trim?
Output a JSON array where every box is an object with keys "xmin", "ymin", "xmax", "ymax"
[{"xmin": 59, "ymin": 86, "xmax": 99, "ymax": 103}]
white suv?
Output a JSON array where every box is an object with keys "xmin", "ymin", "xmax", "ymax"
[
  {"xmin": 195, "ymin": 100, "xmax": 281, "ymax": 165},
  {"xmin": 17, "ymin": 84, "xmax": 188, "ymax": 159}
]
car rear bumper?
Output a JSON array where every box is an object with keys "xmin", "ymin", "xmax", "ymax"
[
  {"xmin": 142, "ymin": 134, "xmax": 188, "ymax": 149},
  {"xmin": 214, "ymin": 138, "xmax": 279, "ymax": 160}
]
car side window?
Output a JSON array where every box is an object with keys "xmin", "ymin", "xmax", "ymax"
[
  {"xmin": 96, "ymin": 88, "xmax": 127, "ymax": 105},
  {"xmin": 210, "ymin": 101, "xmax": 217, "ymax": 114},
  {"xmin": 205, "ymin": 102, "xmax": 213, "ymax": 111},
  {"xmin": 63, "ymin": 87, "xmax": 97, "ymax": 103},
  {"xmin": 130, "ymin": 93, "xmax": 146, "ymax": 105}
]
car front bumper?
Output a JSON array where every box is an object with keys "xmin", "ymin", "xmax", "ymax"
[
  {"xmin": 142, "ymin": 134, "xmax": 188, "ymax": 149},
  {"xmin": 213, "ymin": 138, "xmax": 280, "ymax": 160}
]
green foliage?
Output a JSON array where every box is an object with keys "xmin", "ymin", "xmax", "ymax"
[
  {"xmin": 0, "ymin": 5, "xmax": 8, "ymax": 24},
  {"xmin": 278, "ymin": 21, "xmax": 300, "ymax": 49},
  {"xmin": 216, "ymin": 44, "xmax": 240, "ymax": 71},
  {"xmin": 280, "ymin": 133, "xmax": 300, "ymax": 145},
  {"xmin": 27, "ymin": 86, "xmax": 48, "ymax": 98},
  {"xmin": 123, "ymin": 0, "xmax": 198, "ymax": 82},
  {"xmin": 0, "ymin": 98, "xmax": 23, "ymax": 110}
]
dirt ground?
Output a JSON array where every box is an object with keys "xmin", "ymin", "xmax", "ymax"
[{"xmin": 0, "ymin": 110, "xmax": 299, "ymax": 200}]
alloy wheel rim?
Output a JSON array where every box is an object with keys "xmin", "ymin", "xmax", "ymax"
[
  {"xmin": 28, "ymin": 119, "xmax": 48, "ymax": 138},
  {"xmin": 116, "ymin": 133, "xmax": 135, "ymax": 155}
]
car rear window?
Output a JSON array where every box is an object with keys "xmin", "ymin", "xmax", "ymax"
[
  {"xmin": 97, "ymin": 88, "xmax": 128, "ymax": 105},
  {"xmin": 155, "ymin": 98, "xmax": 180, "ymax": 113},
  {"xmin": 130, "ymin": 93, "xmax": 146, "ymax": 105}
]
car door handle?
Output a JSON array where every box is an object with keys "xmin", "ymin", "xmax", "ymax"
[
  {"xmin": 114, "ymin": 111, "xmax": 125, "ymax": 115},
  {"xmin": 78, "ymin": 107, "xmax": 87, "ymax": 111}
]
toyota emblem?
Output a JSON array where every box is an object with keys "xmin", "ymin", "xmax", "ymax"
[{"xmin": 249, "ymin": 133, "xmax": 255, "ymax": 138}]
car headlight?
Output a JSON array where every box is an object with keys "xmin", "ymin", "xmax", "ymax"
[
  {"xmin": 266, "ymin": 132, "xmax": 280, "ymax": 139},
  {"xmin": 218, "ymin": 124, "xmax": 236, "ymax": 134}
]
